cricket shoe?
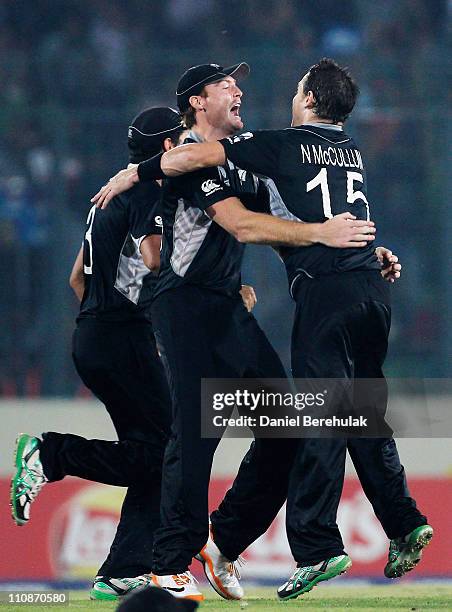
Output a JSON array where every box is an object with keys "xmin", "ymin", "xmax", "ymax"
[
  {"xmin": 277, "ymin": 554, "xmax": 352, "ymax": 600},
  {"xmin": 90, "ymin": 575, "xmax": 152, "ymax": 601},
  {"xmin": 10, "ymin": 433, "xmax": 47, "ymax": 526},
  {"xmin": 151, "ymin": 572, "xmax": 204, "ymax": 601},
  {"xmin": 195, "ymin": 533, "xmax": 244, "ymax": 600},
  {"xmin": 384, "ymin": 524, "xmax": 434, "ymax": 578}
]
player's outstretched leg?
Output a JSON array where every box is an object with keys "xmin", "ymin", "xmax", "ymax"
[
  {"xmin": 10, "ymin": 433, "xmax": 47, "ymax": 526},
  {"xmin": 90, "ymin": 575, "xmax": 152, "ymax": 601},
  {"xmin": 277, "ymin": 555, "xmax": 352, "ymax": 601},
  {"xmin": 195, "ymin": 529, "xmax": 244, "ymax": 600},
  {"xmin": 384, "ymin": 524, "xmax": 434, "ymax": 578}
]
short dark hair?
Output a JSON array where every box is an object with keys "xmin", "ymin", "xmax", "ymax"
[
  {"xmin": 303, "ymin": 58, "xmax": 359, "ymax": 124},
  {"xmin": 182, "ymin": 87, "xmax": 207, "ymax": 129},
  {"xmin": 182, "ymin": 106, "xmax": 197, "ymax": 129}
]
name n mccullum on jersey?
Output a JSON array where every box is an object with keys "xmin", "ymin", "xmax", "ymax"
[
  {"xmin": 221, "ymin": 124, "xmax": 380, "ymax": 296},
  {"xmin": 300, "ymin": 143, "xmax": 364, "ymax": 170}
]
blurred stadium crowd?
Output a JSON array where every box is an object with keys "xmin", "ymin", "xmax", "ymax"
[{"xmin": 0, "ymin": 0, "xmax": 449, "ymax": 395}]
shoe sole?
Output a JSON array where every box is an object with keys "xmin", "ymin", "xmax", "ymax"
[
  {"xmin": 384, "ymin": 525, "xmax": 434, "ymax": 579},
  {"xmin": 195, "ymin": 550, "xmax": 241, "ymax": 601},
  {"xmin": 278, "ymin": 557, "xmax": 352, "ymax": 601},
  {"xmin": 89, "ymin": 588, "xmax": 119, "ymax": 601},
  {"xmin": 10, "ymin": 433, "xmax": 32, "ymax": 526},
  {"xmin": 176, "ymin": 594, "xmax": 204, "ymax": 602}
]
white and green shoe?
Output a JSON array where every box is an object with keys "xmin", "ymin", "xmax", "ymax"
[
  {"xmin": 384, "ymin": 525, "xmax": 434, "ymax": 578},
  {"xmin": 277, "ymin": 555, "xmax": 352, "ymax": 600},
  {"xmin": 90, "ymin": 575, "xmax": 152, "ymax": 601},
  {"xmin": 10, "ymin": 433, "xmax": 47, "ymax": 526}
]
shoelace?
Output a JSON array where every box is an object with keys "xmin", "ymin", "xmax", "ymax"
[
  {"xmin": 225, "ymin": 554, "xmax": 246, "ymax": 579},
  {"xmin": 233, "ymin": 555, "xmax": 246, "ymax": 579},
  {"xmin": 17, "ymin": 464, "xmax": 46, "ymax": 500},
  {"xmin": 179, "ymin": 571, "xmax": 198, "ymax": 584},
  {"xmin": 290, "ymin": 565, "xmax": 314, "ymax": 584},
  {"xmin": 122, "ymin": 576, "xmax": 150, "ymax": 586}
]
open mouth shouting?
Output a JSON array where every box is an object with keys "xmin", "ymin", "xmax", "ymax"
[{"xmin": 230, "ymin": 102, "xmax": 242, "ymax": 119}]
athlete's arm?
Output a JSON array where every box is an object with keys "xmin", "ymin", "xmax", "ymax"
[
  {"xmin": 140, "ymin": 235, "xmax": 162, "ymax": 273},
  {"xmin": 69, "ymin": 246, "xmax": 84, "ymax": 302},
  {"xmin": 161, "ymin": 142, "xmax": 225, "ymax": 176},
  {"xmin": 207, "ymin": 198, "xmax": 375, "ymax": 248},
  {"xmin": 90, "ymin": 144, "xmax": 224, "ymax": 209},
  {"xmin": 376, "ymin": 246, "xmax": 402, "ymax": 283},
  {"xmin": 160, "ymin": 131, "xmax": 280, "ymax": 178}
]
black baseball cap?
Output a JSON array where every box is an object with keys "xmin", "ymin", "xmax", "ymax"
[
  {"xmin": 176, "ymin": 62, "xmax": 250, "ymax": 112},
  {"xmin": 128, "ymin": 106, "xmax": 184, "ymax": 161}
]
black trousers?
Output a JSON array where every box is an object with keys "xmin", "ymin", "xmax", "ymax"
[
  {"xmin": 151, "ymin": 286, "xmax": 299, "ymax": 575},
  {"xmin": 40, "ymin": 318, "xmax": 171, "ymax": 578},
  {"xmin": 287, "ymin": 271, "xmax": 427, "ymax": 565}
]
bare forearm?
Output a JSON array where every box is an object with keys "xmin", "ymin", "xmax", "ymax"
[
  {"xmin": 161, "ymin": 142, "xmax": 226, "ymax": 177},
  {"xmin": 210, "ymin": 199, "xmax": 375, "ymax": 248},
  {"xmin": 234, "ymin": 212, "xmax": 320, "ymax": 246}
]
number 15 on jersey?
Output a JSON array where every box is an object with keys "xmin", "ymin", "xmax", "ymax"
[{"xmin": 306, "ymin": 167, "xmax": 370, "ymax": 220}]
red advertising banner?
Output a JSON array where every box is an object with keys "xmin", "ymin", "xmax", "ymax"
[{"xmin": 1, "ymin": 477, "xmax": 450, "ymax": 581}]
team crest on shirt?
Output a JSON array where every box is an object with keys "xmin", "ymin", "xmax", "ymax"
[
  {"xmin": 201, "ymin": 179, "xmax": 222, "ymax": 196},
  {"xmin": 227, "ymin": 132, "xmax": 254, "ymax": 144}
]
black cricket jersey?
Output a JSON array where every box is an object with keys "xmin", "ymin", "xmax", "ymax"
[
  {"xmin": 78, "ymin": 181, "xmax": 163, "ymax": 322},
  {"xmin": 154, "ymin": 131, "xmax": 270, "ymax": 298},
  {"xmin": 221, "ymin": 124, "xmax": 380, "ymax": 296}
]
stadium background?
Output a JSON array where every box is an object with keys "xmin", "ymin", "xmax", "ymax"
[{"xmin": 0, "ymin": 0, "xmax": 450, "ymax": 588}]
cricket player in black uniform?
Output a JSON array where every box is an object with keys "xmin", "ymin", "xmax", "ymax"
[
  {"xmin": 92, "ymin": 62, "xmax": 382, "ymax": 602},
  {"xmin": 10, "ymin": 108, "xmax": 185, "ymax": 601},
  {"xmin": 139, "ymin": 59, "xmax": 433, "ymax": 598}
]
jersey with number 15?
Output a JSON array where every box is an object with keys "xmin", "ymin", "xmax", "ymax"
[{"xmin": 221, "ymin": 125, "xmax": 380, "ymax": 296}]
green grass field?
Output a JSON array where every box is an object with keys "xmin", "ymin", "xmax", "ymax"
[{"xmin": 1, "ymin": 585, "xmax": 451, "ymax": 612}]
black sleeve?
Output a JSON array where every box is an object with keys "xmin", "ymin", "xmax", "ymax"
[
  {"xmin": 128, "ymin": 183, "xmax": 163, "ymax": 242},
  {"xmin": 220, "ymin": 130, "xmax": 283, "ymax": 178},
  {"xmin": 186, "ymin": 167, "xmax": 236, "ymax": 211}
]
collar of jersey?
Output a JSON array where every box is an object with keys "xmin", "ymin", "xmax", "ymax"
[
  {"xmin": 290, "ymin": 122, "xmax": 343, "ymax": 131},
  {"xmin": 186, "ymin": 129, "xmax": 205, "ymax": 143}
]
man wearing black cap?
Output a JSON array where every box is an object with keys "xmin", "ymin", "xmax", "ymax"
[{"xmin": 10, "ymin": 108, "xmax": 186, "ymax": 601}]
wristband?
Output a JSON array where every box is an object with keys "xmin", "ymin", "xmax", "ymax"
[{"xmin": 137, "ymin": 152, "xmax": 165, "ymax": 181}]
